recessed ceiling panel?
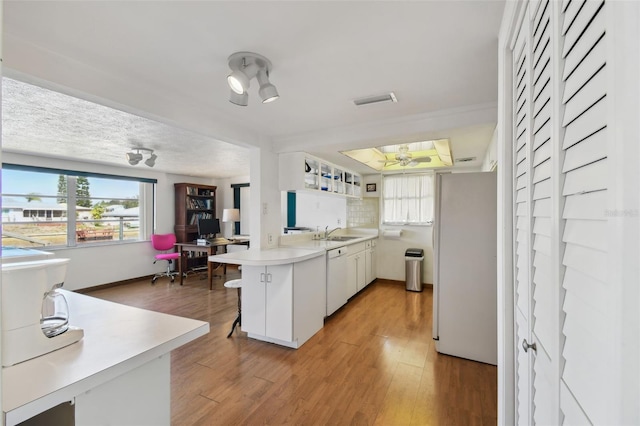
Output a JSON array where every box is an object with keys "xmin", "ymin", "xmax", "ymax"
[{"xmin": 341, "ymin": 139, "xmax": 453, "ymax": 172}]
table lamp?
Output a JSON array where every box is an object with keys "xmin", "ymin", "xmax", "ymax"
[{"xmin": 222, "ymin": 208, "xmax": 240, "ymax": 238}]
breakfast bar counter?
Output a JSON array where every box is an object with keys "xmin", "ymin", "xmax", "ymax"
[
  {"xmin": 209, "ymin": 247, "xmax": 326, "ymax": 349},
  {"xmin": 209, "ymin": 246, "xmax": 325, "ymax": 266}
]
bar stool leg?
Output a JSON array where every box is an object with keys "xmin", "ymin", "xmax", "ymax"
[{"xmin": 227, "ymin": 287, "xmax": 241, "ymax": 338}]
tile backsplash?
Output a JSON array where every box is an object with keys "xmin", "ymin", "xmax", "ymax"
[{"xmin": 347, "ymin": 197, "xmax": 379, "ymax": 228}]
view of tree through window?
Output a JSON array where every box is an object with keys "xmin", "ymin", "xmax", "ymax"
[{"xmin": 1, "ymin": 166, "xmax": 153, "ymax": 248}]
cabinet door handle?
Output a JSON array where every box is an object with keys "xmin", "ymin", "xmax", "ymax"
[
  {"xmin": 266, "ymin": 273, "xmax": 272, "ymax": 283},
  {"xmin": 522, "ymin": 339, "xmax": 537, "ymax": 353},
  {"xmin": 260, "ymin": 272, "xmax": 266, "ymax": 283}
]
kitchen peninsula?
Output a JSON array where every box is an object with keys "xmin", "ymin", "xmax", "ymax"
[
  {"xmin": 209, "ymin": 247, "xmax": 326, "ymax": 348},
  {"xmin": 210, "ymin": 229, "xmax": 379, "ymax": 348}
]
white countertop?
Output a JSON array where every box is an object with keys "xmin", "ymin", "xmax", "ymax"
[
  {"xmin": 2, "ymin": 290, "xmax": 209, "ymax": 424},
  {"xmin": 280, "ymin": 234, "xmax": 377, "ymax": 251},
  {"xmin": 209, "ymin": 247, "xmax": 325, "ymax": 266},
  {"xmin": 1, "ymin": 247, "xmax": 54, "ymax": 264}
]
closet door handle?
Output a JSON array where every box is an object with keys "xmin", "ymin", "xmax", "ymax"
[
  {"xmin": 266, "ymin": 273, "xmax": 272, "ymax": 283},
  {"xmin": 260, "ymin": 273, "xmax": 266, "ymax": 283},
  {"xmin": 522, "ymin": 339, "xmax": 537, "ymax": 353}
]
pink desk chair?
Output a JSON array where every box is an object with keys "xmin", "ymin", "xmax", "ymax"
[{"xmin": 151, "ymin": 234, "xmax": 181, "ymax": 284}]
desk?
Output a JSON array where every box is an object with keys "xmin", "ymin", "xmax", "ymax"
[{"xmin": 175, "ymin": 239, "xmax": 249, "ymax": 290}]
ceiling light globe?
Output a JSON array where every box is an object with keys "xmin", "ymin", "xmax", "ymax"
[
  {"xmin": 227, "ymin": 73, "xmax": 247, "ymax": 94},
  {"xmin": 227, "ymin": 62, "xmax": 260, "ymax": 94},
  {"xmin": 126, "ymin": 152, "xmax": 143, "ymax": 165},
  {"xmin": 229, "ymin": 90, "xmax": 249, "ymax": 106},
  {"xmin": 145, "ymin": 153, "xmax": 157, "ymax": 167}
]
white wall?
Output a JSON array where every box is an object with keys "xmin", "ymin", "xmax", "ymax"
[
  {"xmin": 294, "ymin": 191, "xmax": 347, "ymax": 232},
  {"xmin": 482, "ymin": 126, "xmax": 498, "ymax": 172},
  {"xmin": 1, "ymin": 152, "xmax": 225, "ymax": 290},
  {"xmin": 376, "ymin": 225, "xmax": 432, "ymax": 285},
  {"xmin": 362, "ymin": 174, "xmax": 381, "ymax": 198},
  {"xmin": 249, "ymin": 145, "xmax": 280, "ymax": 249}
]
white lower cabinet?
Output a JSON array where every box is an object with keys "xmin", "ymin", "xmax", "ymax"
[
  {"xmin": 243, "ymin": 263, "xmax": 293, "ymax": 342},
  {"xmin": 347, "ymin": 242, "xmax": 366, "ymax": 297},
  {"xmin": 365, "ymin": 238, "xmax": 377, "ymax": 285},
  {"xmin": 242, "ymin": 255, "xmax": 325, "ymax": 348},
  {"xmin": 75, "ymin": 355, "xmax": 169, "ymax": 426}
]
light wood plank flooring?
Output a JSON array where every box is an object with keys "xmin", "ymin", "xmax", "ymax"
[{"xmin": 85, "ymin": 268, "xmax": 497, "ymax": 425}]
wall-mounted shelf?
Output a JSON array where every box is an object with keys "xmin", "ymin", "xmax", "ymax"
[{"xmin": 279, "ymin": 152, "xmax": 362, "ymax": 197}]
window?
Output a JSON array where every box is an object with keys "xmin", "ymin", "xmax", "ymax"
[
  {"xmin": 382, "ymin": 173, "xmax": 434, "ymax": 225},
  {"xmin": 1, "ymin": 164, "xmax": 156, "ymax": 248}
]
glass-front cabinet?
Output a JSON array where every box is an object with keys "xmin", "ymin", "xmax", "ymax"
[
  {"xmin": 344, "ymin": 172, "xmax": 362, "ymax": 196},
  {"xmin": 320, "ymin": 162, "xmax": 332, "ymax": 192},
  {"xmin": 352, "ymin": 174, "xmax": 362, "ymax": 197},
  {"xmin": 333, "ymin": 166, "xmax": 345, "ymax": 194},
  {"xmin": 304, "ymin": 158, "xmax": 320, "ymax": 190},
  {"xmin": 279, "ymin": 152, "xmax": 362, "ymax": 198}
]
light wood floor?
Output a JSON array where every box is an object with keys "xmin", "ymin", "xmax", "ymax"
[{"xmin": 85, "ymin": 268, "xmax": 497, "ymax": 425}]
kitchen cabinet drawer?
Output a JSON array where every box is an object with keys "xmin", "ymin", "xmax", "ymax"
[{"xmin": 349, "ymin": 242, "xmax": 366, "ymax": 253}]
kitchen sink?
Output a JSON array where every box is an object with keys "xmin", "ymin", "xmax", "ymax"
[{"xmin": 326, "ymin": 236, "xmax": 360, "ymax": 242}]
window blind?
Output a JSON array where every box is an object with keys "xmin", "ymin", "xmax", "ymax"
[{"xmin": 381, "ymin": 173, "xmax": 433, "ymax": 225}]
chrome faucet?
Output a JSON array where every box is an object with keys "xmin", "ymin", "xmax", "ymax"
[{"xmin": 324, "ymin": 226, "xmax": 341, "ymax": 239}]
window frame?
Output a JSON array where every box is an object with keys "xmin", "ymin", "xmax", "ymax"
[{"xmin": 1, "ymin": 163, "xmax": 156, "ymax": 248}]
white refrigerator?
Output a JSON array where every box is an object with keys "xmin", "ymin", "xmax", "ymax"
[{"xmin": 432, "ymin": 172, "xmax": 497, "ymax": 365}]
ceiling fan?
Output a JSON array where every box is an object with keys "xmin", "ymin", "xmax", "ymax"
[{"xmin": 381, "ymin": 145, "xmax": 432, "ymax": 167}]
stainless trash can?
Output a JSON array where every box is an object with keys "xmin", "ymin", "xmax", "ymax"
[{"xmin": 405, "ymin": 248, "xmax": 424, "ymax": 292}]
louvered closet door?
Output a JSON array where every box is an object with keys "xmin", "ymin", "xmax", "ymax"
[
  {"xmin": 513, "ymin": 1, "xmax": 560, "ymax": 424},
  {"xmin": 559, "ymin": 0, "xmax": 608, "ymax": 424},
  {"xmin": 512, "ymin": 12, "xmax": 533, "ymax": 425},
  {"xmin": 529, "ymin": 0, "xmax": 558, "ymax": 424}
]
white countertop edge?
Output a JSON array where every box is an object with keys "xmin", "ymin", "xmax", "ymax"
[
  {"xmin": 209, "ymin": 247, "xmax": 325, "ymax": 266},
  {"xmin": 4, "ymin": 325, "xmax": 208, "ymax": 425}
]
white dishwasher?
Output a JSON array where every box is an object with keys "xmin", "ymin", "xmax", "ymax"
[{"xmin": 326, "ymin": 246, "xmax": 348, "ymax": 316}]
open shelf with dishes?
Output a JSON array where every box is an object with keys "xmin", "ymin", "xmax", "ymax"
[{"xmin": 279, "ymin": 152, "xmax": 362, "ymax": 197}]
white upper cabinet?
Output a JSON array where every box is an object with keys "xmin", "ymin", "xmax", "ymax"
[{"xmin": 279, "ymin": 152, "xmax": 362, "ymax": 197}]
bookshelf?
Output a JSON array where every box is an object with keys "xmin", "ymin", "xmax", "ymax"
[{"xmin": 174, "ymin": 183, "xmax": 217, "ymax": 272}]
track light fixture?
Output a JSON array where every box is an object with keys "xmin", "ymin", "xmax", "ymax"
[
  {"xmin": 126, "ymin": 148, "xmax": 156, "ymax": 167},
  {"xmin": 227, "ymin": 52, "xmax": 279, "ymax": 106},
  {"xmin": 145, "ymin": 153, "xmax": 157, "ymax": 167}
]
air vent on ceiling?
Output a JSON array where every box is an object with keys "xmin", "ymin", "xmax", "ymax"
[
  {"xmin": 455, "ymin": 157, "xmax": 477, "ymax": 163},
  {"xmin": 353, "ymin": 92, "xmax": 398, "ymax": 106}
]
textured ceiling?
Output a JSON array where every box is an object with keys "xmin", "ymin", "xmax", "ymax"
[
  {"xmin": 2, "ymin": 1, "xmax": 505, "ymax": 177},
  {"xmin": 2, "ymin": 78, "xmax": 249, "ymax": 178}
]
